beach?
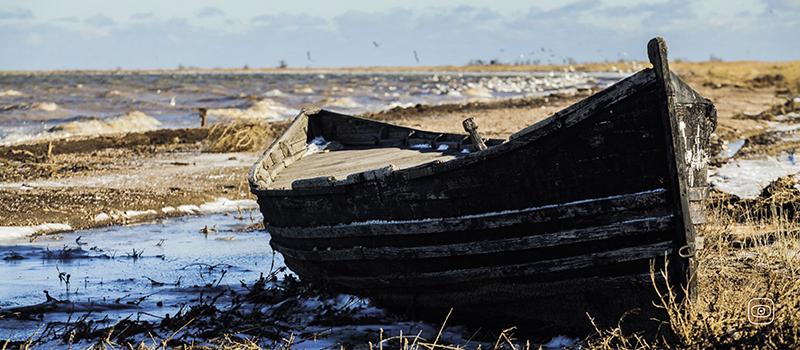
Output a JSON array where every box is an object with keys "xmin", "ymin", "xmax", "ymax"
[{"xmin": 1, "ymin": 61, "xmax": 800, "ymax": 348}]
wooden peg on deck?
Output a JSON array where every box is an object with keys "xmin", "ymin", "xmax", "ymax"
[
  {"xmin": 198, "ymin": 108, "xmax": 208, "ymax": 127},
  {"xmin": 462, "ymin": 117, "xmax": 487, "ymax": 151}
]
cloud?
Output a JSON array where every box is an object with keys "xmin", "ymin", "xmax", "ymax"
[
  {"xmin": 195, "ymin": 7, "xmax": 225, "ymax": 18},
  {"xmin": 131, "ymin": 12, "xmax": 154, "ymax": 20},
  {"xmin": 0, "ymin": 1, "xmax": 798, "ymax": 70},
  {"xmin": 0, "ymin": 8, "xmax": 33, "ymax": 20},
  {"xmin": 84, "ymin": 14, "xmax": 115, "ymax": 27},
  {"xmin": 53, "ymin": 16, "xmax": 80, "ymax": 23}
]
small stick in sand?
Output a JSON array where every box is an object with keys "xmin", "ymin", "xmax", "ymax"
[{"xmin": 198, "ymin": 108, "xmax": 208, "ymax": 127}]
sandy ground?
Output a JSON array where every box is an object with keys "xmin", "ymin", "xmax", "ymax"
[
  {"xmin": 0, "ymin": 123, "xmax": 284, "ymax": 230},
  {"xmin": 0, "ymin": 65, "xmax": 793, "ymax": 233}
]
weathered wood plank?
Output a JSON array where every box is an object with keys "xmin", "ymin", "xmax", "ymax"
[
  {"xmin": 325, "ymin": 241, "xmax": 673, "ymax": 288},
  {"xmin": 276, "ymin": 215, "xmax": 673, "ymax": 261},
  {"xmin": 269, "ymin": 188, "xmax": 668, "ymax": 239}
]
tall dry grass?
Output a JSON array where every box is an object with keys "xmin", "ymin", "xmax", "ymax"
[{"xmin": 587, "ymin": 187, "xmax": 800, "ymax": 349}]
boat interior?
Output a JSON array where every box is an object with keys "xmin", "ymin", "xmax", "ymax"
[{"xmin": 251, "ymin": 109, "xmax": 505, "ymax": 190}]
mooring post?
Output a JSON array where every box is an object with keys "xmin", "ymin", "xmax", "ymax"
[
  {"xmin": 462, "ymin": 117, "xmax": 487, "ymax": 151},
  {"xmin": 198, "ymin": 108, "xmax": 208, "ymax": 127}
]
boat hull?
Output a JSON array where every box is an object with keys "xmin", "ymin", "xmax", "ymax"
[{"xmin": 248, "ymin": 38, "xmax": 716, "ymax": 331}]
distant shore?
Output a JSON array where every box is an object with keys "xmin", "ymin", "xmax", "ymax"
[{"xmin": 0, "ymin": 60, "xmax": 797, "ymax": 80}]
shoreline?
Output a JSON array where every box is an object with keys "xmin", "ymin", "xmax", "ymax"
[{"xmin": 0, "ymin": 83, "xmax": 792, "ymax": 238}]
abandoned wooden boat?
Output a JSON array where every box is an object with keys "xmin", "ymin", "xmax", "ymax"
[{"xmin": 248, "ymin": 38, "xmax": 716, "ymax": 330}]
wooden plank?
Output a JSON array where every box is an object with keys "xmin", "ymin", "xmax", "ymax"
[
  {"xmin": 275, "ymin": 215, "xmax": 673, "ymax": 261},
  {"xmin": 268, "ymin": 188, "xmax": 668, "ymax": 239},
  {"xmin": 326, "ymin": 241, "xmax": 673, "ymax": 288}
]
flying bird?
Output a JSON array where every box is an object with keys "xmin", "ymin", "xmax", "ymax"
[
  {"xmin": 306, "ymin": 51, "xmax": 312, "ymax": 62},
  {"xmin": 413, "ymin": 50, "xmax": 420, "ymax": 63},
  {"xmin": 372, "ymin": 41, "xmax": 380, "ymax": 48}
]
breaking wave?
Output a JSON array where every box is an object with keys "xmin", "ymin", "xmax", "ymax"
[
  {"xmin": 33, "ymin": 102, "xmax": 58, "ymax": 112},
  {"xmin": 47, "ymin": 111, "xmax": 161, "ymax": 138},
  {"xmin": 322, "ymin": 96, "xmax": 363, "ymax": 109},
  {"xmin": 207, "ymin": 99, "xmax": 298, "ymax": 121},
  {"xmin": 0, "ymin": 89, "xmax": 23, "ymax": 97}
]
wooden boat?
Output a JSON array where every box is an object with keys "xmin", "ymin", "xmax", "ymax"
[{"xmin": 248, "ymin": 38, "xmax": 716, "ymax": 331}]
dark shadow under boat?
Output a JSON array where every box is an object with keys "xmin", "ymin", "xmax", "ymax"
[{"xmin": 248, "ymin": 38, "xmax": 717, "ymax": 332}]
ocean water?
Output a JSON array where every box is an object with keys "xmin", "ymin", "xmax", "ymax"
[{"xmin": 0, "ymin": 71, "xmax": 624, "ymax": 144}]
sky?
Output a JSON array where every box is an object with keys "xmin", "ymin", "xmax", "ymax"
[{"xmin": 0, "ymin": 0, "xmax": 798, "ymax": 70}]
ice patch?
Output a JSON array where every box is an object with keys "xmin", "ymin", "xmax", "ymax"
[
  {"xmin": 543, "ymin": 335, "xmax": 577, "ymax": 349},
  {"xmin": 92, "ymin": 199, "xmax": 256, "ymax": 224},
  {"xmin": 94, "ymin": 213, "xmax": 112, "ymax": 222},
  {"xmin": 198, "ymin": 198, "xmax": 258, "ymax": 213},
  {"xmin": 719, "ymin": 139, "xmax": 745, "ymax": 159},
  {"xmin": 710, "ymin": 153, "xmax": 800, "ymax": 198},
  {"xmin": 208, "ymin": 99, "xmax": 298, "ymax": 122},
  {"xmin": 0, "ymin": 223, "xmax": 72, "ymax": 241},
  {"xmin": 305, "ymin": 137, "xmax": 330, "ymax": 156}
]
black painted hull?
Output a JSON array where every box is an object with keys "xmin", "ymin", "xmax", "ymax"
[{"xmin": 248, "ymin": 38, "xmax": 716, "ymax": 331}]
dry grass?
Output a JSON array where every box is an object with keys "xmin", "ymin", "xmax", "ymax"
[
  {"xmin": 204, "ymin": 121, "xmax": 283, "ymax": 153},
  {"xmin": 671, "ymin": 61, "xmax": 800, "ymax": 91},
  {"xmin": 587, "ymin": 179, "xmax": 800, "ymax": 349}
]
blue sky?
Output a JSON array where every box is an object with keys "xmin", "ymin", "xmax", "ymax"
[{"xmin": 1, "ymin": 0, "xmax": 798, "ymax": 70}]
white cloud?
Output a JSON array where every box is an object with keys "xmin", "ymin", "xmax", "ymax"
[{"xmin": 0, "ymin": 1, "xmax": 797, "ymax": 69}]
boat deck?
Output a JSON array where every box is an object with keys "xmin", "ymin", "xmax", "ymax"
[{"xmin": 270, "ymin": 147, "xmax": 456, "ymax": 189}]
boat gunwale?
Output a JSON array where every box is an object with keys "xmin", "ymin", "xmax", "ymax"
[{"xmin": 248, "ymin": 68, "xmax": 657, "ymax": 196}]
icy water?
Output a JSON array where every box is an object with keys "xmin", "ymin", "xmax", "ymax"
[
  {"xmin": 0, "ymin": 71, "xmax": 624, "ymax": 144},
  {"xmin": 0, "ymin": 212, "xmax": 276, "ymax": 338},
  {"xmin": 0, "ymin": 212, "xmax": 574, "ymax": 348}
]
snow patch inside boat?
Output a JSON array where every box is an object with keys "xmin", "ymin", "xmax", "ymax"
[{"xmin": 304, "ymin": 136, "xmax": 330, "ymax": 156}]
